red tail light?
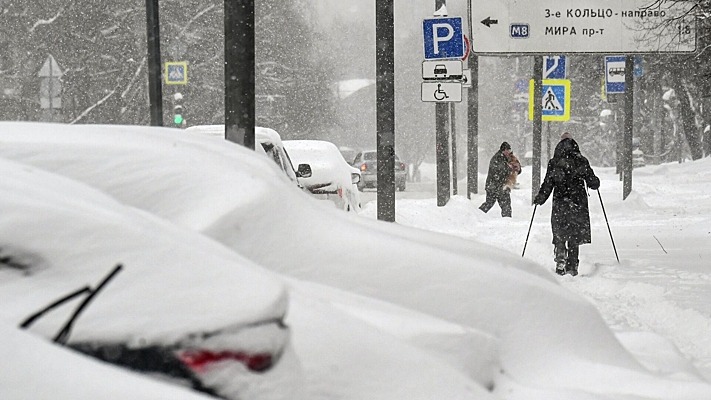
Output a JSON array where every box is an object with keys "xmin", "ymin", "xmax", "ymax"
[{"xmin": 178, "ymin": 350, "xmax": 273, "ymax": 373}]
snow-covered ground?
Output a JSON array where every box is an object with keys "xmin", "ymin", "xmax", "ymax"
[
  {"xmin": 363, "ymin": 157, "xmax": 711, "ymax": 380},
  {"xmin": 1, "ymin": 122, "xmax": 710, "ymax": 399}
]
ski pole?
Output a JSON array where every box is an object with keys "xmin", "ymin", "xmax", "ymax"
[
  {"xmin": 522, "ymin": 205, "xmax": 537, "ymax": 258},
  {"xmin": 597, "ymin": 190, "xmax": 619, "ymax": 263}
]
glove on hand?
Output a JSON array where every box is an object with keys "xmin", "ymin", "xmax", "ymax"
[
  {"xmin": 588, "ymin": 176, "xmax": 600, "ymax": 190},
  {"xmin": 533, "ymin": 194, "xmax": 545, "ymax": 205}
]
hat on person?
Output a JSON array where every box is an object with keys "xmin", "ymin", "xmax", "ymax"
[
  {"xmin": 560, "ymin": 132, "xmax": 573, "ymax": 140},
  {"xmin": 500, "ymin": 141, "xmax": 511, "ymax": 151}
]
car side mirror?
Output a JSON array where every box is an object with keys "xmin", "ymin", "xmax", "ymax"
[
  {"xmin": 296, "ymin": 163, "xmax": 312, "ymax": 178},
  {"xmin": 351, "ymin": 173, "xmax": 361, "ymax": 184}
]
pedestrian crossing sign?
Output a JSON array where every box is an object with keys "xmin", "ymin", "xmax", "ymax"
[
  {"xmin": 528, "ymin": 79, "xmax": 570, "ymax": 121},
  {"xmin": 165, "ymin": 61, "xmax": 188, "ymax": 85}
]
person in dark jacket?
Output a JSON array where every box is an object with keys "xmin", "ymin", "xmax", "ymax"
[
  {"xmin": 480, "ymin": 141, "xmax": 517, "ymax": 217},
  {"xmin": 533, "ymin": 133, "xmax": 600, "ymax": 276}
]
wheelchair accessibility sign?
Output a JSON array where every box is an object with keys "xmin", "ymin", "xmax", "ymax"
[
  {"xmin": 421, "ymin": 82, "xmax": 462, "ymax": 102},
  {"xmin": 528, "ymin": 79, "xmax": 570, "ymax": 121},
  {"xmin": 165, "ymin": 61, "xmax": 188, "ymax": 85}
]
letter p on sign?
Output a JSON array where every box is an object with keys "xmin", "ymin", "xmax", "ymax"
[{"xmin": 432, "ymin": 23, "xmax": 454, "ymax": 54}]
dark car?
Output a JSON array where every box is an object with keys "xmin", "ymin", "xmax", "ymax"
[{"xmin": 352, "ymin": 150, "xmax": 407, "ymax": 191}]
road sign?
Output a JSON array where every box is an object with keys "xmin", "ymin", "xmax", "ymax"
[
  {"xmin": 422, "ymin": 60, "xmax": 463, "ymax": 80},
  {"xmin": 470, "ymin": 0, "xmax": 696, "ymax": 54},
  {"xmin": 165, "ymin": 61, "xmax": 188, "ymax": 85},
  {"xmin": 528, "ymin": 79, "xmax": 571, "ymax": 121},
  {"xmin": 421, "ymin": 82, "xmax": 462, "ymax": 102},
  {"xmin": 423, "ymin": 17, "xmax": 464, "ymax": 59},
  {"xmin": 605, "ymin": 55, "xmax": 626, "ymax": 94},
  {"xmin": 543, "ymin": 56, "xmax": 567, "ymax": 79}
]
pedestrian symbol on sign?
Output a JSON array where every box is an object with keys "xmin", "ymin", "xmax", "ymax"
[
  {"xmin": 543, "ymin": 88, "xmax": 562, "ymax": 110},
  {"xmin": 165, "ymin": 61, "xmax": 188, "ymax": 85}
]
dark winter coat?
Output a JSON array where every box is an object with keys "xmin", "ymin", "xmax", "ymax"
[
  {"xmin": 484, "ymin": 150, "xmax": 511, "ymax": 193},
  {"xmin": 535, "ymin": 138, "xmax": 600, "ymax": 245}
]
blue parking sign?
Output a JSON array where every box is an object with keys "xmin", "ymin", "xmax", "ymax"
[{"xmin": 423, "ymin": 17, "xmax": 464, "ymax": 60}]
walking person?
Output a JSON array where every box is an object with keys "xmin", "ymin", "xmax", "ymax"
[
  {"xmin": 480, "ymin": 141, "xmax": 521, "ymax": 217},
  {"xmin": 533, "ymin": 133, "xmax": 600, "ymax": 276}
]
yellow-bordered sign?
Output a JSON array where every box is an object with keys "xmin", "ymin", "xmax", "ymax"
[
  {"xmin": 165, "ymin": 61, "xmax": 188, "ymax": 85},
  {"xmin": 528, "ymin": 79, "xmax": 570, "ymax": 122}
]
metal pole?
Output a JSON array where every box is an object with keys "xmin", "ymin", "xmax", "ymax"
[
  {"xmin": 145, "ymin": 0, "xmax": 163, "ymax": 126},
  {"xmin": 435, "ymin": 0, "xmax": 450, "ymax": 207},
  {"xmin": 466, "ymin": 0, "xmax": 477, "ymax": 198},
  {"xmin": 224, "ymin": 0, "xmax": 255, "ymax": 149},
  {"xmin": 467, "ymin": 56, "xmax": 479, "ymax": 198},
  {"xmin": 532, "ymin": 56, "xmax": 543, "ymax": 201},
  {"xmin": 622, "ymin": 55, "xmax": 634, "ymax": 199},
  {"xmin": 546, "ymin": 120, "xmax": 551, "ymax": 160},
  {"xmin": 451, "ymin": 102, "xmax": 458, "ymax": 195},
  {"xmin": 376, "ymin": 0, "xmax": 396, "ymax": 222}
]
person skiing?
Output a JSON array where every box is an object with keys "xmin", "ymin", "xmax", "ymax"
[
  {"xmin": 533, "ymin": 133, "xmax": 600, "ymax": 276},
  {"xmin": 480, "ymin": 141, "xmax": 520, "ymax": 217}
]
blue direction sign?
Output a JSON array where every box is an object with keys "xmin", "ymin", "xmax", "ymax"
[
  {"xmin": 543, "ymin": 56, "xmax": 567, "ymax": 79},
  {"xmin": 423, "ymin": 17, "xmax": 464, "ymax": 59},
  {"xmin": 528, "ymin": 79, "xmax": 571, "ymax": 122},
  {"xmin": 605, "ymin": 55, "xmax": 626, "ymax": 94}
]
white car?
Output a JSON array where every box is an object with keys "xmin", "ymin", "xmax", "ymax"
[
  {"xmin": 283, "ymin": 140, "xmax": 362, "ymax": 212},
  {"xmin": 186, "ymin": 125, "xmax": 312, "ymax": 188}
]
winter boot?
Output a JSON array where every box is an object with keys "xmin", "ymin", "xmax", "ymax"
[
  {"xmin": 566, "ymin": 264, "xmax": 578, "ymax": 276},
  {"xmin": 566, "ymin": 245, "xmax": 580, "ymax": 276},
  {"xmin": 554, "ymin": 242, "xmax": 567, "ymax": 275}
]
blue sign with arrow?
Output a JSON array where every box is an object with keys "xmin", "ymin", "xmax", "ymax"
[{"xmin": 543, "ymin": 56, "xmax": 567, "ymax": 79}]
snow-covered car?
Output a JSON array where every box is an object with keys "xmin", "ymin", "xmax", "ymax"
[
  {"xmin": 0, "ymin": 123, "xmax": 493, "ymax": 399},
  {"xmin": 3, "ymin": 122, "xmax": 711, "ymax": 399},
  {"xmin": 0, "ymin": 155, "xmax": 294, "ymax": 400},
  {"xmin": 186, "ymin": 124, "xmax": 312, "ymax": 188},
  {"xmin": 283, "ymin": 139, "xmax": 362, "ymax": 212},
  {"xmin": 352, "ymin": 149, "xmax": 407, "ymax": 191}
]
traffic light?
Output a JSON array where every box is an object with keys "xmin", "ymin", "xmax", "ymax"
[
  {"xmin": 173, "ymin": 105, "xmax": 184, "ymax": 126},
  {"xmin": 173, "ymin": 92, "xmax": 185, "ymax": 127}
]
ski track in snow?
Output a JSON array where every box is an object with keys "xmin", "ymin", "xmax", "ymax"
[{"xmin": 389, "ymin": 164, "xmax": 711, "ymax": 381}]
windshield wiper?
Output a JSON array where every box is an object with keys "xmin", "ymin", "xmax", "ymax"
[{"xmin": 19, "ymin": 264, "xmax": 123, "ymax": 346}]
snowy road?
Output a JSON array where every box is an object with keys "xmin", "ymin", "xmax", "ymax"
[{"xmin": 362, "ymin": 159, "xmax": 711, "ymax": 380}]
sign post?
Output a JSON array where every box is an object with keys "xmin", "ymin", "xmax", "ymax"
[{"xmin": 422, "ymin": 12, "xmax": 466, "ymax": 206}]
